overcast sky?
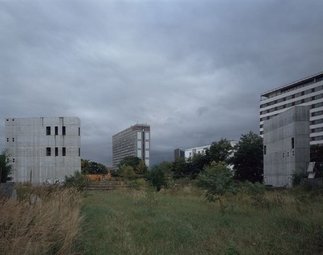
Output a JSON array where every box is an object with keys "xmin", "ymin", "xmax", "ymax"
[{"xmin": 1, "ymin": 0, "xmax": 323, "ymax": 165}]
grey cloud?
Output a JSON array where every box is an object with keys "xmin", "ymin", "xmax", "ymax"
[{"xmin": 1, "ymin": 0, "xmax": 323, "ymax": 164}]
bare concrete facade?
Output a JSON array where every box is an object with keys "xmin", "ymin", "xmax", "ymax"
[
  {"xmin": 263, "ymin": 106, "xmax": 310, "ymax": 187},
  {"xmin": 5, "ymin": 117, "xmax": 81, "ymax": 184},
  {"xmin": 112, "ymin": 124, "xmax": 150, "ymax": 169}
]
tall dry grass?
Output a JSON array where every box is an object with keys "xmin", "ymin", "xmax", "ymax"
[{"xmin": 0, "ymin": 186, "xmax": 82, "ymax": 255}]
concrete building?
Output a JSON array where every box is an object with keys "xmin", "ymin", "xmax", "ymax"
[
  {"xmin": 174, "ymin": 148, "xmax": 185, "ymax": 161},
  {"xmin": 184, "ymin": 144, "xmax": 211, "ymax": 160},
  {"xmin": 112, "ymin": 124, "xmax": 150, "ymax": 169},
  {"xmin": 184, "ymin": 140, "xmax": 237, "ymax": 161},
  {"xmin": 5, "ymin": 117, "xmax": 81, "ymax": 184},
  {"xmin": 260, "ymin": 71, "xmax": 323, "ymax": 145},
  {"xmin": 263, "ymin": 106, "xmax": 310, "ymax": 187}
]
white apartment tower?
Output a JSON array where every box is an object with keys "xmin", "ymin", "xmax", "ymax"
[
  {"xmin": 260, "ymin": 71, "xmax": 323, "ymax": 145},
  {"xmin": 112, "ymin": 124, "xmax": 150, "ymax": 169},
  {"xmin": 5, "ymin": 117, "xmax": 81, "ymax": 184}
]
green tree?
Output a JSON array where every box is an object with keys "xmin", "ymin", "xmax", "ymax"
[
  {"xmin": 232, "ymin": 131, "xmax": 263, "ymax": 183},
  {"xmin": 209, "ymin": 139, "xmax": 233, "ymax": 164},
  {"xmin": 81, "ymin": 159, "xmax": 107, "ymax": 174},
  {"xmin": 189, "ymin": 153, "xmax": 209, "ymax": 178},
  {"xmin": 197, "ymin": 162, "xmax": 235, "ymax": 211},
  {"xmin": 65, "ymin": 171, "xmax": 89, "ymax": 191},
  {"xmin": 172, "ymin": 158, "xmax": 187, "ymax": 179},
  {"xmin": 118, "ymin": 156, "xmax": 147, "ymax": 175},
  {"xmin": 147, "ymin": 164, "xmax": 168, "ymax": 191},
  {"xmin": 119, "ymin": 165, "xmax": 136, "ymax": 179},
  {"xmin": 118, "ymin": 156, "xmax": 141, "ymax": 169},
  {"xmin": 0, "ymin": 153, "xmax": 12, "ymax": 183},
  {"xmin": 135, "ymin": 160, "xmax": 148, "ymax": 175}
]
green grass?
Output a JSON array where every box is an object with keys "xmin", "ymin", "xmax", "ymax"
[{"xmin": 77, "ymin": 188, "xmax": 323, "ymax": 255}]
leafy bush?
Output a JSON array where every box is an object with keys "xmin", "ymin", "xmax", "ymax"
[
  {"xmin": 147, "ymin": 166, "xmax": 168, "ymax": 191},
  {"xmin": 119, "ymin": 165, "xmax": 137, "ymax": 180},
  {"xmin": 128, "ymin": 178, "xmax": 147, "ymax": 190},
  {"xmin": 197, "ymin": 162, "xmax": 236, "ymax": 211},
  {"xmin": 292, "ymin": 171, "xmax": 307, "ymax": 186},
  {"xmin": 0, "ymin": 153, "xmax": 12, "ymax": 183},
  {"xmin": 65, "ymin": 171, "xmax": 89, "ymax": 191}
]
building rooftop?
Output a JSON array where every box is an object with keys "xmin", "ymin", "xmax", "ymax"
[{"xmin": 261, "ymin": 71, "xmax": 323, "ymax": 99}]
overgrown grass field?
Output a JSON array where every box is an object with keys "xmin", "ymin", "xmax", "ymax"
[{"xmin": 78, "ymin": 187, "xmax": 323, "ymax": 255}]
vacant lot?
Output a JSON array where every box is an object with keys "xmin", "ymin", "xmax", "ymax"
[{"xmin": 78, "ymin": 187, "xmax": 323, "ymax": 255}]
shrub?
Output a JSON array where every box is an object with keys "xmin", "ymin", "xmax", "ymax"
[
  {"xmin": 119, "ymin": 165, "xmax": 137, "ymax": 180},
  {"xmin": 65, "ymin": 171, "xmax": 89, "ymax": 191},
  {"xmin": 292, "ymin": 171, "xmax": 307, "ymax": 186},
  {"xmin": 147, "ymin": 166, "xmax": 167, "ymax": 191},
  {"xmin": 197, "ymin": 162, "xmax": 236, "ymax": 211}
]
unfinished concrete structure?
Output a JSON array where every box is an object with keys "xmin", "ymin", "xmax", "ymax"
[
  {"xmin": 5, "ymin": 117, "xmax": 81, "ymax": 184},
  {"xmin": 112, "ymin": 124, "xmax": 150, "ymax": 169},
  {"xmin": 263, "ymin": 106, "xmax": 310, "ymax": 187}
]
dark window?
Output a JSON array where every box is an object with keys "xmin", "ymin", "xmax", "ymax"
[
  {"xmin": 263, "ymin": 145, "xmax": 266, "ymax": 155},
  {"xmin": 6, "ymin": 119, "xmax": 9, "ymax": 121},
  {"xmin": 78, "ymin": 127, "xmax": 80, "ymax": 136},
  {"xmin": 6, "ymin": 138, "xmax": 9, "ymax": 142},
  {"xmin": 291, "ymin": 137, "xmax": 294, "ymax": 149},
  {"xmin": 12, "ymin": 158, "xmax": 15, "ymax": 163},
  {"xmin": 301, "ymin": 91, "xmax": 305, "ymax": 96},
  {"xmin": 12, "ymin": 138, "xmax": 14, "ymax": 142},
  {"xmin": 78, "ymin": 148, "xmax": 80, "ymax": 157},
  {"xmin": 12, "ymin": 119, "xmax": 14, "ymax": 121},
  {"xmin": 46, "ymin": 126, "xmax": 51, "ymax": 135},
  {"xmin": 46, "ymin": 147, "xmax": 51, "ymax": 156},
  {"xmin": 55, "ymin": 126, "xmax": 58, "ymax": 135},
  {"xmin": 62, "ymin": 126, "xmax": 66, "ymax": 136},
  {"xmin": 62, "ymin": 147, "xmax": 66, "ymax": 156},
  {"xmin": 55, "ymin": 147, "xmax": 58, "ymax": 156}
]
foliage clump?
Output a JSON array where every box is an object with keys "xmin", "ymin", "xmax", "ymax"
[
  {"xmin": 65, "ymin": 171, "xmax": 89, "ymax": 191},
  {"xmin": 232, "ymin": 131, "xmax": 263, "ymax": 183},
  {"xmin": 0, "ymin": 152, "xmax": 12, "ymax": 183},
  {"xmin": 197, "ymin": 162, "xmax": 236, "ymax": 211},
  {"xmin": 146, "ymin": 164, "xmax": 168, "ymax": 191}
]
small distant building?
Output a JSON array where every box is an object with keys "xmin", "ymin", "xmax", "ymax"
[
  {"xmin": 5, "ymin": 117, "xmax": 81, "ymax": 184},
  {"xmin": 185, "ymin": 145, "xmax": 211, "ymax": 160},
  {"xmin": 182, "ymin": 140, "xmax": 237, "ymax": 161},
  {"xmin": 263, "ymin": 106, "xmax": 310, "ymax": 187},
  {"xmin": 174, "ymin": 148, "xmax": 185, "ymax": 161},
  {"xmin": 112, "ymin": 124, "xmax": 150, "ymax": 169}
]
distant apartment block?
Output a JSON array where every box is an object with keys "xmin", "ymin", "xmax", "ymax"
[
  {"xmin": 112, "ymin": 124, "xmax": 150, "ymax": 169},
  {"xmin": 185, "ymin": 145, "xmax": 211, "ymax": 159},
  {"xmin": 184, "ymin": 140, "xmax": 237, "ymax": 160},
  {"xmin": 263, "ymin": 106, "xmax": 310, "ymax": 187},
  {"xmin": 5, "ymin": 117, "xmax": 81, "ymax": 184},
  {"xmin": 260, "ymin": 71, "xmax": 323, "ymax": 145},
  {"xmin": 174, "ymin": 148, "xmax": 185, "ymax": 161}
]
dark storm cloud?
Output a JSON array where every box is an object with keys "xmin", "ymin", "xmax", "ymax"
[{"xmin": 1, "ymin": 0, "xmax": 323, "ymax": 165}]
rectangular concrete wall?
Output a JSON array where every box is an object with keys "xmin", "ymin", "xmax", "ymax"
[
  {"xmin": 263, "ymin": 106, "xmax": 310, "ymax": 187},
  {"xmin": 5, "ymin": 117, "xmax": 81, "ymax": 184}
]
